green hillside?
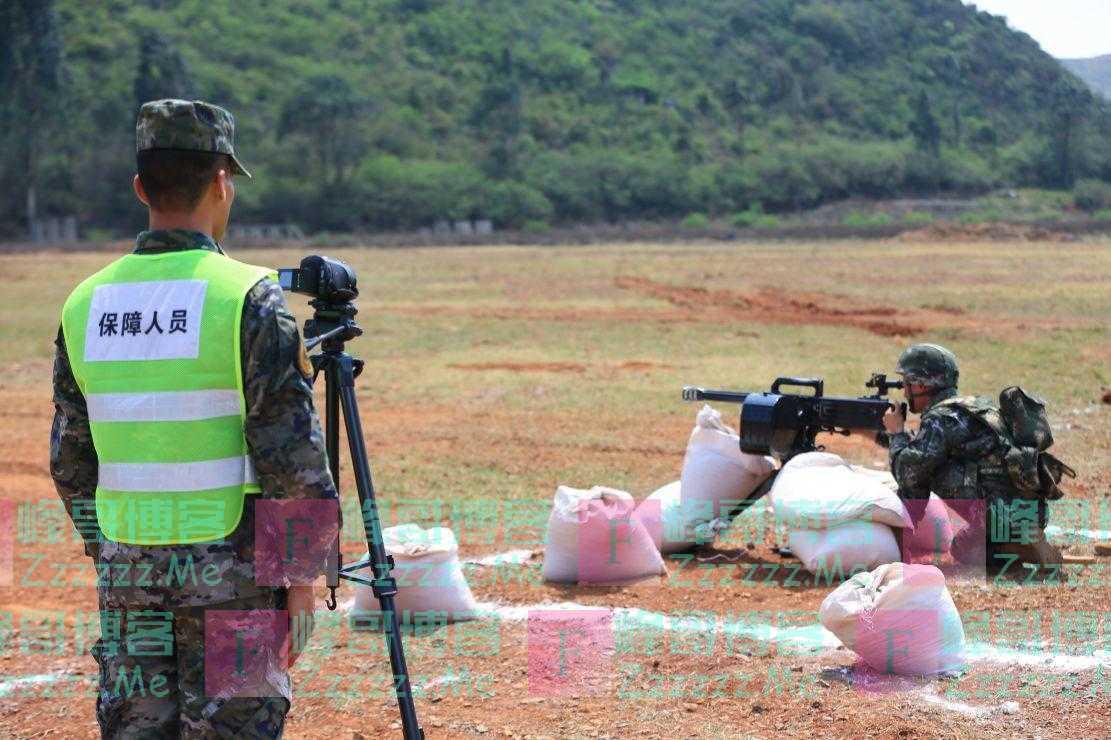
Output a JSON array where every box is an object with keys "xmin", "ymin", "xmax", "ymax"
[
  {"xmin": 2, "ymin": 0, "xmax": 1110, "ymax": 237},
  {"xmin": 1062, "ymin": 55, "xmax": 1111, "ymax": 100}
]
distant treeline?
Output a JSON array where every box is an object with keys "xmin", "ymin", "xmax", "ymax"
[{"xmin": 2, "ymin": 0, "xmax": 1110, "ymax": 238}]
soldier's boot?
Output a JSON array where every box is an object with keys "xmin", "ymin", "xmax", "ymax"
[{"xmin": 988, "ymin": 531, "xmax": 1065, "ymax": 583}]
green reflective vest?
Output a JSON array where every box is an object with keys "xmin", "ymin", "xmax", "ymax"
[{"xmin": 61, "ymin": 248, "xmax": 275, "ymax": 545}]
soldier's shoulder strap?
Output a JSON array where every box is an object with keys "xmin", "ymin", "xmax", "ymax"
[{"xmin": 932, "ymin": 395, "xmax": 1009, "ymax": 438}]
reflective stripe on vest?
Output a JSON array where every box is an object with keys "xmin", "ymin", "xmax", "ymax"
[{"xmin": 61, "ymin": 249, "xmax": 275, "ymax": 545}]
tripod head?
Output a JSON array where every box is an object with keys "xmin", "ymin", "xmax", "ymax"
[
  {"xmin": 278, "ymin": 255, "xmax": 364, "ymax": 353},
  {"xmin": 305, "ymin": 299, "xmax": 363, "ymax": 353}
]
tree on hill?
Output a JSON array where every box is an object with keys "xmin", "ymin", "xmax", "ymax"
[
  {"xmin": 134, "ymin": 30, "xmax": 193, "ymax": 106},
  {"xmin": 1, "ymin": 0, "xmax": 63, "ymax": 235},
  {"xmin": 1, "ymin": 0, "xmax": 1110, "ymax": 237}
]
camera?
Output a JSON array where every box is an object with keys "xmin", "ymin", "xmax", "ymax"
[{"xmin": 278, "ymin": 255, "xmax": 358, "ymax": 303}]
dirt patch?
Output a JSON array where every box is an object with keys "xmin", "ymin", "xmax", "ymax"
[
  {"xmin": 446, "ymin": 361, "xmax": 675, "ymax": 375},
  {"xmin": 614, "ymin": 360, "xmax": 674, "ymax": 371},
  {"xmin": 896, "ymin": 222, "xmax": 1075, "ymax": 243},
  {"xmin": 395, "ymin": 303, "xmax": 694, "ymax": 324},
  {"xmin": 614, "ymin": 276, "xmax": 925, "ymax": 337},
  {"xmin": 448, "ymin": 362, "xmax": 588, "ymax": 373},
  {"xmin": 921, "ymin": 303, "xmax": 966, "ymax": 316}
]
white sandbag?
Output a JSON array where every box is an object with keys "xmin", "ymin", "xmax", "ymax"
[
  {"xmin": 788, "ymin": 521, "xmax": 901, "ymax": 575},
  {"xmin": 354, "ymin": 523, "xmax": 477, "ymax": 620},
  {"xmin": 679, "ymin": 405, "xmax": 776, "ymax": 526},
  {"xmin": 633, "ymin": 481, "xmax": 698, "ymax": 555},
  {"xmin": 902, "ymin": 494, "xmax": 956, "ymax": 557},
  {"xmin": 770, "ymin": 452, "xmax": 911, "ymax": 529},
  {"xmin": 543, "ymin": 485, "xmax": 666, "ymax": 583},
  {"xmin": 819, "ymin": 562, "xmax": 966, "ymax": 676}
]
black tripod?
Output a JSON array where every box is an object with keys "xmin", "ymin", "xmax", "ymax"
[{"xmin": 304, "ymin": 298, "xmax": 425, "ymax": 740}]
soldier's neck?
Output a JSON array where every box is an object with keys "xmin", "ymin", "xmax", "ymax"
[{"xmin": 148, "ymin": 209, "xmax": 213, "ymax": 238}]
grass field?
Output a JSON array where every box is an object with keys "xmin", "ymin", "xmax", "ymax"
[{"xmin": 1, "ymin": 238, "xmax": 1109, "ymax": 738}]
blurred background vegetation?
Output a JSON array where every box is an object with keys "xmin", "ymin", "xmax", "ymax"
[{"xmin": 2, "ymin": 0, "xmax": 1111, "ymax": 238}]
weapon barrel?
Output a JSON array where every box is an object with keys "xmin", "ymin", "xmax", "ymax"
[{"xmin": 682, "ymin": 386, "xmax": 750, "ymax": 404}]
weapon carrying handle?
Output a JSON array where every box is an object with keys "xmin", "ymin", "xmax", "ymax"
[{"xmin": 771, "ymin": 377, "xmax": 824, "ymax": 397}]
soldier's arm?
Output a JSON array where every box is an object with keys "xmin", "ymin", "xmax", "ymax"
[
  {"xmin": 888, "ymin": 414, "xmax": 953, "ymax": 498},
  {"xmin": 49, "ymin": 328, "xmax": 103, "ymax": 558},
  {"xmin": 240, "ymin": 278, "xmax": 340, "ymax": 578}
]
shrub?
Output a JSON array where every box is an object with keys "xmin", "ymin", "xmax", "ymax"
[
  {"xmin": 958, "ymin": 208, "xmax": 1004, "ymax": 225},
  {"xmin": 735, "ymin": 211, "xmax": 782, "ymax": 228},
  {"xmin": 522, "ymin": 219, "xmax": 550, "ymax": 233},
  {"xmin": 731, "ymin": 205, "xmax": 765, "ymax": 228},
  {"xmin": 903, "ymin": 211, "xmax": 934, "ymax": 225},
  {"xmin": 1093, "ymin": 208, "xmax": 1111, "ymax": 221},
  {"xmin": 842, "ymin": 211, "xmax": 894, "ymax": 227},
  {"xmin": 478, "ymin": 181, "xmax": 554, "ymax": 228},
  {"xmin": 1074, "ymin": 179, "xmax": 1111, "ymax": 212},
  {"xmin": 681, "ymin": 212, "xmax": 710, "ymax": 229},
  {"xmin": 753, "ymin": 213, "xmax": 781, "ymax": 228}
]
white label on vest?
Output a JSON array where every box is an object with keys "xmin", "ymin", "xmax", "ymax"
[{"xmin": 84, "ymin": 280, "xmax": 207, "ymax": 362}]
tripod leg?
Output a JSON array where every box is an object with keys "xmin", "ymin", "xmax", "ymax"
[
  {"xmin": 331, "ymin": 354, "xmax": 424, "ymax": 740},
  {"xmin": 323, "ymin": 358, "xmax": 341, "ymax": 608}
]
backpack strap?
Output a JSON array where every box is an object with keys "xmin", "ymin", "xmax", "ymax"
[{"xmin": 934, "ymin": 396, "xmax": 1009, "ymax": 439}]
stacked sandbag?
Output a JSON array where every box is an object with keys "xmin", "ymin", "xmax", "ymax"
[
  {"xmin": 819, "ymin": 562, "xmax": 966, "ymax": 676},
  {"xmin": 679, "ymin": 405, "xmax": 776, "ymax": 527},
  {"xmin": 633, "ymin": 481, "xmax": 698, "ymax": 555},
  {"xmin": 770, "ymin": 452, "xmax": 911, "ymax": 529},
  {"xmin": 902, "ymin": 493, "xmax": 957, "ymax": 559},
  {"xmin": 771, "ymin": 452, "xmax": 911, "ymax": 575},
  {"xmin": 788, "ymin": 521, "xmax": 901, "ymax": 575},
  {"xmin": 354, "ymin": 523, "xmax": 477, "ymax": 621},
  {"xmin": 543, "ymin": 486, "xmax": 666, "ymax": 583}
]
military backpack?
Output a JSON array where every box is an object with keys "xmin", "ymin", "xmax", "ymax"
[{"xmin": 937, "ymin": 387, "xmax": 1075, "ymax": 500}]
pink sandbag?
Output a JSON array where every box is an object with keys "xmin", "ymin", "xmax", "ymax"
[
  {"xmin": 819, "ymin": 562, "xmax": 966, "ymax": 676},
  {"xmin": 542, "ymin": 486, "xmax": 666, "ymax": 583},
  {"xmin": 901, "ymin": 494, "xmax": 956, "ymax": 558}
]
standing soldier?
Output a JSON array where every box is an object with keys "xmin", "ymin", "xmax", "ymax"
[
  {"xmin": 882, "ymin": 343, "xmax": 1065, "ymax": 576},
  {"xmin": 50, "ymin": 99, "xmax": 339, "ymax": 737}
]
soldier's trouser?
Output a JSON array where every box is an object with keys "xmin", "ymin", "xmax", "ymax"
[
  {"xmin": 94, "ymin": 589, "xmax": 290, "ymax": 739},
  {"xmin": 949, "ymin": 497, "xmax": 1063, "ymax": 577}
]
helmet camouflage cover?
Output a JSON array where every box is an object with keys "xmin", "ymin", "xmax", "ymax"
[{"xmin": 895, "ymin": 343, "xmax": 959, "ymax": 388}]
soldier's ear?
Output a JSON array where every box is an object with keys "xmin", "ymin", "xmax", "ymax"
[
  {"xmin": 213, "ymin": 168, "xmax": 232, "ymax": 203},
  {"xmin": 133, "ymin": 174, "xmax": 151, "ymax": 208}
]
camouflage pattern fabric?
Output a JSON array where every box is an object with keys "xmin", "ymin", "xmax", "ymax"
[
  {"xmin": 894, "ymin": 343, "xmax": 959, "ymax": 388},
  {"xmin": 51, "ymin": 229, "xmax": 340, "ymax": 611},
  {"xmin": 888, "ymin": 387, "xmax": 1060, "ymax": 571},
  {"xmin": 136, "ymin": 99, "xmax": 251, "ymax": 177},
  {"xmin": 93, "ymin": 590, "xmax": 289, "ymax": 739}
]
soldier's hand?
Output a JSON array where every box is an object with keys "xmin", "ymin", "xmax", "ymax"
[
  {"xmin": 287, "ymin": 583, "xmax": 317, "ymax": 667},
  {"xmin": 883, "ymin": 404, "xmax": 906, "ymax": 434}
]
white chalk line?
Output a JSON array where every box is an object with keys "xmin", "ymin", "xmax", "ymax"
[
  {"xmin": 915, "ymin": 689, "xmax": 1020, "ymax": 718},
  {"xmin": 471, "ymin": 602, "xmax": 1110, "ymax": 673},
  {"xmin": 462, "ymin": 549, "xmax": 535, "ymax": 567},
  {"xmin": 338, "ymin": 593, "xmax": 1110, "ymax": 675},
  {"xmin": 1045, "ymin": 525, "xmax": 1111, "ymax": 543},
  {"xmin": 0, "ymin": 673, "xmax": 66, "ymax": 698}
]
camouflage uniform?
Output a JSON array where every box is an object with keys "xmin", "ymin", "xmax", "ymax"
[
  {"xmin": 51, "ymin": 101, "xmax": 337, "ymax": 738},
  {"xmin": 887, "ymin": 346, "xmax": 1060, "ymax": 574}
]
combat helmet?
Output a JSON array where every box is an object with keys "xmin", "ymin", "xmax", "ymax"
[{"xmin": 895, "ymin": 343, "xmax": 959, "ymax": 389}]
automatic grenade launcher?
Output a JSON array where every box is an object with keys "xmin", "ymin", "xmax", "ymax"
[{"xmin": 681, "ymin": 373, "xmax": 906, "ymax": 463}]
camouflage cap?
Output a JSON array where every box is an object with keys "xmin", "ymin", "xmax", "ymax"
[
  {"xmin": 895, "ymin": 343, "xmax": 959, "ymax": 389},
  {"xmin": 136, "ymin": 99, "xmax": 251, "ymax": 178}
]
